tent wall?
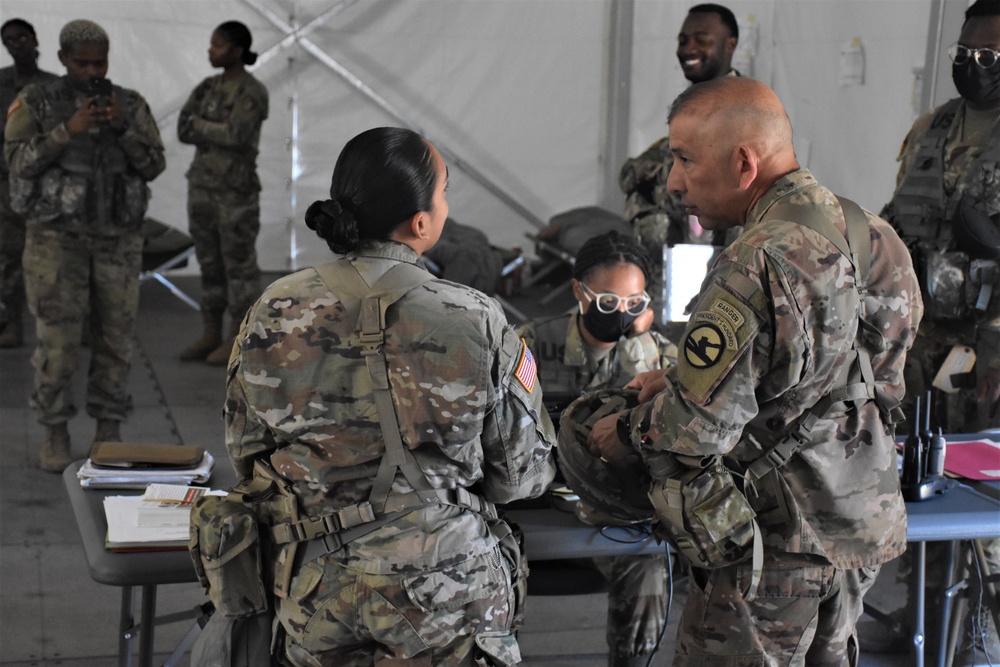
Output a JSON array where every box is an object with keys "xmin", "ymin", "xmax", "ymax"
[{"xmin": 1, "ymin": 0, "xmax": 952, "ymax": 274}]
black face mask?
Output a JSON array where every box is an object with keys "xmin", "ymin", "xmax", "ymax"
[
  {"xmin": 581, "ymin": 302, "xmax": 638, "ymax": 343},
  {"xmin": 952, "ymin": 60, "xmax": 1000, "ymax": 108}
]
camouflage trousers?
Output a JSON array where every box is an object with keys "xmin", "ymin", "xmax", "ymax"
[
  {"xmin": 278, "ymin": 549, "xmax": 519, "ymax": 666},
  {"xmin": 22, "ymin": 227, "xmax": 140, "ymax": 424},
  {"xmin": 593, "ymin": 553, "xmax": 671, "ymax": 662},
  {"xmin": 187, "ymin": 185, "xmax": 262, "ymax": 320},
  {"xmin": 0, "ymin": 182, "xmax": 26, "ymax": 326},
  {"xmin": 673, "ymin": 552, "xmax": 879, "ymax": 667}
]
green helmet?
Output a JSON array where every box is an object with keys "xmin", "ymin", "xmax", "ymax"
[{"xmin": 557, "ymin": 388, "xmax": 653, "ymax": 524}]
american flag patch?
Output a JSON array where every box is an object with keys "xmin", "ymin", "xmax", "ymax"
[{"xmin": 514, "ymin": 339, "xmax": 537, "ymax": 393}]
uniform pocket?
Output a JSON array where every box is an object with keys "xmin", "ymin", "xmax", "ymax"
[
  {"xmin": 403, "ymin": 553, "xmax": 505, "ymax": 612},
  {"xmin": 473, "ymin": 631, "xmax": 521, "ymax": 667}
]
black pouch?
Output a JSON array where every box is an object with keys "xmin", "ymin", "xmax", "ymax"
[{"xmin": 189, "ymin": 495, "xmax": 269, "ymax": 618}]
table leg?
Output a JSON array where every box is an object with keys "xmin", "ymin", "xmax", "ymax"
[
  {"xmin": 138, "ymin": 584, "xmax": 157, "ymax": 667},
  {"xmin": 912, "ymin": 541, "xmax": 925, "ymax": 667},
  {"xmin": 119, "ymin": 585, "xmax": 134, "ymax": 667}
]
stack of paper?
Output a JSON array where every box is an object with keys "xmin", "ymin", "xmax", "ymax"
[
  {"xmin": 78, "ymin": 452, "xmax": 215, "ymax": 489},
  {"xmin": 103, "ymin": 483, "xmax": 219, "ymax": 551}
]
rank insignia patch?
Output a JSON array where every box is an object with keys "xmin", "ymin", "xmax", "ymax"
[{"xmin": 515, "ymin": 338, "xmax": 537, "ymax": 393}]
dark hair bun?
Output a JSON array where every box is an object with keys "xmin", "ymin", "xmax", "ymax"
[{"xmin": 305, "ymin": 198, "xmax": 359, "ymax": 254}]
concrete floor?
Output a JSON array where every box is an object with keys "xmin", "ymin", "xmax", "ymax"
[{"xmin": 0, "ymin": 270, "xmax": 926, "ymax": 666}]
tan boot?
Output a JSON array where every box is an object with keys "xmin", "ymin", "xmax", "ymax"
[
  {"xmin": 204, "ymin": 318, "xmax": 238, "ymax": 366},
  {"xmin": 40, "ymin": 423, "xmax": 72, "ymax": 473},
  {"xmin": 0, "ymin": 303, "xmax": 24, "ymax": 348},
  {"xmin": 179, "ymin": 311, "xmax": 224, "ymax": 361},
  {"xmin": 94, "ymin": 418, "xmax": 121, "ymax": 444}
]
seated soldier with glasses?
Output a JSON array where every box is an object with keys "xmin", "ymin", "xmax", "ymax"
[{"xmin": 517, "ymin": 230, "xmax": 677, "ymax": 667}]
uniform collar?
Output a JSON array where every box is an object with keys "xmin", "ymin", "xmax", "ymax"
[
  {"xmin": 745, "ymin": 168, "xmax": 818, "ymax": 230},
  {"xmin": 351, "ymin": 240, "xmax": 423, "ymax": 266}
]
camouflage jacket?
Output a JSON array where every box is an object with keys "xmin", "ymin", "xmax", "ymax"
[
  {"xmin": 178, "ymin": 70, "xmax": 268, "ymax": 193},
  {"xmin": 225, "ymin": 240, "xmax": 557, "ymax": 574},
  {"xmin": 4, "ymin": 76, "xmax": 165, "ymax": 234},
  {"xmin": 0, "ymin": 65, "xmax": 59, "ymax": 179},
  {"xmin": 517, "ymin": 312, "xmax": 675, "ymax": 395},
  {"xmin": 628, "ymin": 169, "xmax": 923, "ymax": 569}
]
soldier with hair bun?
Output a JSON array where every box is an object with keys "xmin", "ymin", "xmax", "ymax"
[
  {"xmin": 4, "ymin": 18, "xmax": 165, "ymax": 472},
  {"xmin": 178, "ymin": 20, "xmax": 268, "ymax": 365},
  {"xmin": 224, "ymin": 126, "xmax": 556, "ymax": 666}
]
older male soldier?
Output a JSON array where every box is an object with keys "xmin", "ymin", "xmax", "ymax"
[
  {"xmin": 0, "ymin": 19, "xmax": 58, "ymax": 348},
  {"xmin": 591, "ymin": 77, "xmax": 922, "ymax": 665},
  {"xmin": 876, "ymin": 1, "xmax": 1000, "ymax": 660},
  {"xmin": 4, "ymin": 20, "xmax": 165, "ymax": 472},
  {"xmin": 619, "ymin": 3, "xmax": 741, "ymax": 321}
]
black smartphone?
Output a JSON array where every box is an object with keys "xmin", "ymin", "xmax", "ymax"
[{"xmin": 89, "ymin": 77, "xmax": 113, "ymax": 105}]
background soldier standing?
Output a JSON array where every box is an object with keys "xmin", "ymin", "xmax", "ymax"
[
  {"xmin": 875, "ymin": 0, "xmax": 1000, "ymax": 660},
  {"xmin": 592, "ymin": 77, "xmax": 922, "ymax": 664},
  {"xmin": 4, "ymin": 19, "xmax": 165, "ymax": 472},
  {"xmin": 178, "ymin": 20, "xmax": 268, "ymax": 365},
  {"xmin": 0, "ymin": 19, "xmax": 58, "ymax": 349},
  {"xmin": 618, "ymin": 3, "xmax": 741, "ymax": 323}
]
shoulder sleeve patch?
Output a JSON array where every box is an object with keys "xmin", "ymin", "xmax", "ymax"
[
  {"xmin": 678, "ymin": 288, "xmax": 761, "ymax": 405},
  {"xmin": 514, "ymin": 338, "xmax": 537, "ymax": 393}
]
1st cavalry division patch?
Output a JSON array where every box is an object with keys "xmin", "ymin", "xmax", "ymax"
[
  {"xmin": 515, "ymin": 338, "xmax": 537, "ymax": 393},
  {"xmin": 679, "ymin": 293, "xmax": 759, "ymax": 404}
]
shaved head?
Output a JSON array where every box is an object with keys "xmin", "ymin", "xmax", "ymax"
[
  {"xmin": 669, "ymin": 77, "xmax": 793, "ymax": 164},
  {"xmin": 665, "ymin": 78, "xmax": 799, "ymax": 230}
]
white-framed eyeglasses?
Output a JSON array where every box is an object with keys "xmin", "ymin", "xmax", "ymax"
[
  {"xmin": 948, "ymin": 43, "xmax": 1000, "ymax": 69},
  {"xmin": 580, "ymin": 282, "xmax": 650, "ymax": 315}
]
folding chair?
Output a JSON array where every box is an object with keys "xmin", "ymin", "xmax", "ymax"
[
  {"xmin": 524, "ymin": 206, "xmax": 631, "ymax": 304},
  {"xmin": 138, "ymin": 218, "xmax": 199, "ymax": 310}
]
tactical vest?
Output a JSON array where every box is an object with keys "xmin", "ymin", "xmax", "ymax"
[
  {"xmin": 890, "ymin": 98, "xmax": 1000, "ymax": 246},
  {"xmin": 888, "ymin": 100, "xmax": 1000, "ymax": 320},
  {"xmin": 8, "ymin": 77, "xmax": 144, "ymax": 231}
]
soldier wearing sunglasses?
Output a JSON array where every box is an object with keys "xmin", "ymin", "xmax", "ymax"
[{"xmin": 875, "ymin": 0, "xmax": 1000, "ymax": 661}]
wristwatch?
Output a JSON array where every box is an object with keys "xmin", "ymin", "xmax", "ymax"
[{"xmin": 616, "ymin": 411, "xmax": 632, "ymax": 445}]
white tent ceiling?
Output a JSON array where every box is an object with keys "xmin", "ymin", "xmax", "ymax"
[{"xmin": 0, "ymin": 0, "xmax": 965, "ymax": 273}]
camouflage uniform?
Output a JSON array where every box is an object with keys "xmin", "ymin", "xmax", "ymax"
[
  {"xmin": 882, "ymin": 98, "xmax": 1000, "ymax": 433},
  {"xmin": 225, "ymin": 240, "xmax": 557, "ymax": 666},
  {"xmin": 3, "ymin": 76, "xmax": 165, "ymax": 425},
  {"xmin": 178, "ymin": 70, "xmax": 268, "ymax": 320},
  {"xmin": 881, "ymin": 99, "xmax": 1000, "ymax": 661},
  {"xmin": 518, "ymin": 313, "xmax": 676, "ymax": 665},
  {"xmin": 0, "ymin": 65, "xmax": 59, "ymax": 340},
  {"xmin": 621, "ymin": 169, "xmax": 922, "ymax": 665}
]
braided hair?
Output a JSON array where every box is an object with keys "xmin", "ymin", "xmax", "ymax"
[
  {"xmin": 305, "ymin": 127, "xmax": 437, "ymax": 255},
  {"xmin": 573, "ymin": 230, "xmax": 652, "ymax": 284}
]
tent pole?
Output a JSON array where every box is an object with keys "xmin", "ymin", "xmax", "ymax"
[
  {"xmin": 243, "ymin": 0, "xmax": 547, "ymax": 230},
  {"xmin": 601, "ymin": 0, "xmax": 634, "ymax": 214}
]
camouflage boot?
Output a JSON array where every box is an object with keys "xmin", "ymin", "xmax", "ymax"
[
  {"xmin": 0, "ymin": 303, "xmax": 24, "ymax": 348},
  {"xmin": 40, "ymin": 423, "xmax": 72, "ymax": 473},
  {"xmin": 204, "ymin": 318, "xmax": 239, "ymax": 366},
  {"xmin": 179, "ymin": 310, "xmax": 223, "ymax": 361},
  {"xmin": 94, "ymin": 419, "xmax": 121, "ymax": 444}
]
